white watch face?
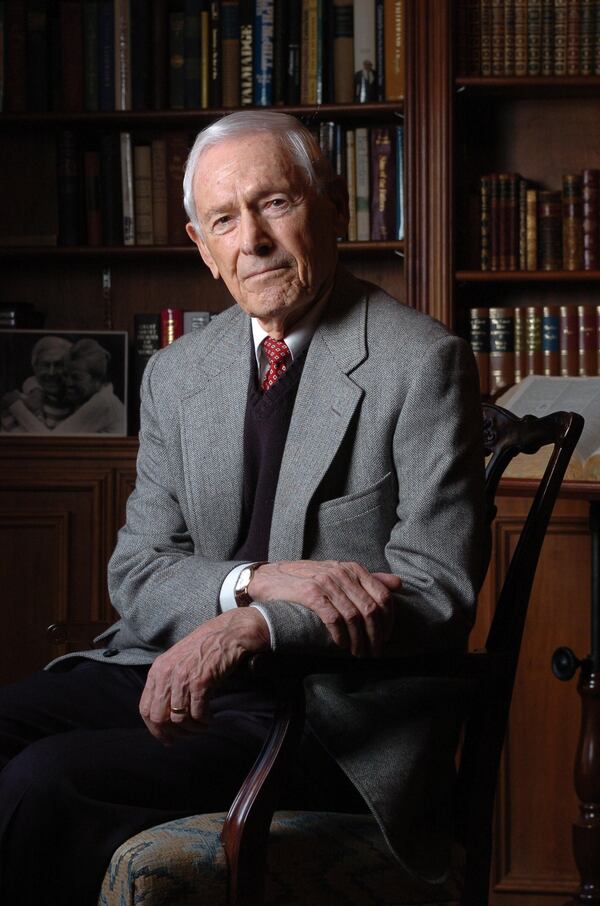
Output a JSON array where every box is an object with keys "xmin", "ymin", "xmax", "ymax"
[{"xmin": 236, "ymin": 567, "xmax": 253, "ymax": 592}]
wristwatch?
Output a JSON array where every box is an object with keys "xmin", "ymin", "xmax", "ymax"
[{"xmin": 234, "ymin": 562, "xmax": 267, "ymax": 607}]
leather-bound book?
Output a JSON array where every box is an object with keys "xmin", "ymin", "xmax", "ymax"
[
  {"xmin": 527, "ymin": 0, "xmax": 542, "ymax": 74},
  {"xmin": 578, "ymin": 303, "xmax": 597, "ymax": 375},
  {"xmin": 596, "ymin": 0, "xmax": 600, "ymax": 74},
  {"xmin": 514, "ymin": 306, "xmax": 527, "ymax": 383},
  {"xmin": 491, "ymin": 0, "xmax": 505, "ymax": 76},
  {"xmin": 538, "ymin": 190, "xmax": 562, "ymax": 271},
  {"xmin": 469, "ymin": 308, "xmax": 491, "ymax": 396},
  {"xmin": 580, "ymin": 0, "xmax": 594, "ymax": 74},
  {"xmin": 160, "ymin": 307, "xmax": 184, "ymax": 346},
  {"xmin": 166, "ymin": 132, "xmax": 189, "ymax": 245},
  {"xmin": 582, "ymin": 168, "xmax": 599, "ymax": 271},
  {"xmin": 526, "ymin": 304, "xmax": 543, "ymax": 375},
  {"xmin": 562, "ymin": 173, "xmax": 583, "ymax": 271},
  {"xmin": 489, "ymin": 173, "xmax": 500, "ymax": 271},
  {"xmin": 221, "ymin": 0, "xmax": 240, "ymax": 107},
  {"xmin": 560, "ymin": 303, "xmax": 579, "ymax": 375},
  {"xmin": 498, "ymin": 173, "xmax": 518, "ymax": 271},
  {"xmin": 168, "ymin": 1, "xmax": 185, "ymax": 109},
  {"xmin": 151, "ymin": 137, "xmax": 168, "ymax": 245},
  {"xmin": 541, "ymin": 0, "xmax": 554, "ymax": 74},
  {"xmin": 369, "ymin": 128, "xmax": 396, "ymax": 241},
  {"xmin": 133, "ymin": 144, "xmax": 154, "ymax": 245},
  {"xmin": 566, "ymin": 0, "xmax": 580, "ymax": 75},
  {"xmin": 518, "ymin": 177, "xmax": 527, "ymax": 270},
  {"xmin": 554, "ymin": 0, "xmax": 567, "ymax": 75},
  {"xmin": 466, "ymin": 0, "xmax": 482, "ymax": 75},
  {"xmin": 384, "ymin": 0, "xmax": 404, "ymax": 100},
  {"xmin": 489, "ymin": 306, "xmax": 515, "ymax": 396},
  {"xmin": 480, "ymin": 175, "xmax": 491, "ymax": 271},
  {"xmin": 514, "ymin": 0, "xmax": 527, "ymax": 74},
  {"xmin": 542, "ymin": 304, "xmax": 560, "ymax": 375},
  {"xmin": 526, "ymin": 187, "xmax": 538, "ymax": 270},
  {"xmin": 504, "ymin": 0, "xmax": 515, "ymax": 76},
  {"xmin": 481, "ymin": 0, "xmax": 492, "ymax": 75}
]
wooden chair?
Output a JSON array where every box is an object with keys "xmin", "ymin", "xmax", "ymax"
[{"xmin": 99, "ymin": 403, "xmax": 583, "ymax": 906}]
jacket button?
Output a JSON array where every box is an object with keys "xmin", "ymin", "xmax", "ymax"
[{"xmin": 102, "ymin": 648, "xmax": 119, "ymax": 658}]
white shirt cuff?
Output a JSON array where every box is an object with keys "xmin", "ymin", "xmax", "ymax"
[{"xmin": 219, "ymin": 564, "xmax": 275, "ymax": 649}]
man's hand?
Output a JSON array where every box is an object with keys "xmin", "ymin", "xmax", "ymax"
[
  {"xmin": 249, "ymin": 560, "xmax": 402, "ymax": 658},
  {"xmin": 139, "ymin": 607, "xmax": 270, "ymax": 743}
]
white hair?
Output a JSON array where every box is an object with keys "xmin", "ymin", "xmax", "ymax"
[
  {"xmin": 31, "ymin": 336, "xmax": 73, "ymax": 368},
  {"xmin": 182, "ymin": 110, "xmax": 334, "ymax": 232}
]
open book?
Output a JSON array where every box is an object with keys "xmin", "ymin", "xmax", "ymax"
[{"xmin": 496, "ymin": 376, "xmax": 600, "ymax": 481}]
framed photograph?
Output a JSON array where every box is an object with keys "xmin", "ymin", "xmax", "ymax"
[{"xmin": 0, "ymin": 330, "xmax": 128, "ymax": 436}]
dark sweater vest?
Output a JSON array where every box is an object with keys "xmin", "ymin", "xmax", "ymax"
[{"xmin": 233, "ymin": 345, "xmax": 307, "ymax": 562}]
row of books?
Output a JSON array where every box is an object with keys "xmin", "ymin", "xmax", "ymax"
[
  {"xmin": 480, "ymin": 169, "xmax": 599, "ymax": 272},
  {"xmin": 1, "ymin": 0, "xmax": 404, "ymax": 114},
  {"xmin": 458, "ymin": 0, "xmax": 600, "ymax": 78},
  {"xmin": 469, "ymin": 302, "xmax": 600, "ymax": 397},
  {"xmin": 54, "ymin": 123, "xmax": 404, "ymax": 247}
]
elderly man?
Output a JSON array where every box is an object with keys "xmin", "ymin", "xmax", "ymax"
[{"xmin": 0, "ymin": 111, "xmax": 485, "ymax": 906}]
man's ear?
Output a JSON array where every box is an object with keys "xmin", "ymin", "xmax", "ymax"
[
  {"xmin": 327, "ymin": 176, "xmax": 350, "ymax": 238},
  {"xmin": 186, "ymin": 222, "xmax": 221, "ymax": 280}
]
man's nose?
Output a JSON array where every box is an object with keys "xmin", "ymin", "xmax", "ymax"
[{"xmin": 239, "ymin": 210, "xmax": 273, "ymax": 256}]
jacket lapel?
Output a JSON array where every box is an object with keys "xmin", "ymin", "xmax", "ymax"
[{"xmin": 269, "ymin": 274, "xmax": 368, "ymax": 560}]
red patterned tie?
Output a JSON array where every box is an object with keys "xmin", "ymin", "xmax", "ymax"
[{"xmin": 261, "ymin": 337, "xmax": 290, "ymax": 392}]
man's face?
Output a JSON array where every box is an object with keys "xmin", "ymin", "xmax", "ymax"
[
  {"xmin": 33, "ymin": 349, "xmax": 67, "ymax": 400},
  {"xmin": 186, "ymin": 133, "xmax": 348, "ymax": 336}
]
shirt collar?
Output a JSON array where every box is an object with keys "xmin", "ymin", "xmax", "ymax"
[{"xmin": 251, "ymin": 290, "xmax": 330, "ymax": 373}]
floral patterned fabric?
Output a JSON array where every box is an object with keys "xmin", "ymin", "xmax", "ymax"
[{"xmin": 99, "ymin": 811, "xmax": 462, "ymax": 906}]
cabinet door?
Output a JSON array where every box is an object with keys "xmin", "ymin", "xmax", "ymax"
[{"xmin": 472, "ymin": 493, "xmax": 590, "ymax": 905}]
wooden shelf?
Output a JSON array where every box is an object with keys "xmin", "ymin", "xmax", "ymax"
[
  {"xmin": 0, "ymin": 101, "xmax": 404, "ymax": 129},
  {"xmin": 456, "ymin": 269, "xmax": 600, "ymax": 282},
  {"xmin": 456, "ymin": 76, "xmax": 600, "ymax": 97},
  {"xmin": 0, "ymin": 240, "xmax": 404, "ymax": 259}
]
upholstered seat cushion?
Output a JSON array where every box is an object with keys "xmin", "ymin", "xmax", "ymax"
[{"xmin": 99, "ymin": 811, "xmax": 462, "ymax": 906}]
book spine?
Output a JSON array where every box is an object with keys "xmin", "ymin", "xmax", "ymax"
[
  {"xmin": 83, "ymin": 148, "xmax": 102, "ymax": 246},
  {"xmin": 582, "ymin": 167, "xmax": 599, "ymax": 270},
  {"xmin": 514, "ymin": 0, "xmax": 527, "ymax": 74},
  {"xmin": 133, "ymin": 312, "xmax": 161, "ymax": 414},
  {"xmin": 169, "ymin": 4, "xmax": 185, "ymax": 109},
  {"xmin": 151, "ymin": 0, "xmax": 168, "ymax": 110},
  {"xmin": 131, "ymin": 0, "xmax": 152, "ymax": 110},
  {"xmin": 566, "ymin": 0, "xmax": 580, "ymax": 75},
  {"xmin": 209, "ymin": 0, "xmax": 221, "ymax": 108},
  {"xmin": 541, "ymin": 0, "xmax": 554, "ymax": 74},
  {"xmin": 489, "ymin": 173, "xmax": 500, "ymax": 271},
  {"xmin": 199, "ymin": 4, "xmax": 209, "ymax": 107},
  {"xmin": 273, "ymin": 0, "xmax": 287, "ymax": 104},
  {"xmin": 469, "ymin": 307, "xmax": 491, "ymax": 396},
  {"xmin": 120, "ymin": 131, "xmax": 135, "ymax": 245},
  {"xmin": 27, "ymin": 0, "xmax": 49, "ymax": 111},
  {"xmin": 526, "ymin": 187, "xmax": 538, "ymax": 270},
  {"xmin": 239, "ymin": 0, "xmax": 254, "ymax": 105},
  {"xmin": 527, "ymin": 0, "xmax": 542, "ymax": 73},
  {"xmin": 60, "ymin": 0, "xmax": 84, "ymax": 111},
  {"xmin": 384, "ymin": 0, "xmax": 404, "ymax": 100},
  {"xmin": 355, "ymin": 126, "xmax": 370, "ymax": 241},
  {"xmin": 562, "ymin": 172, "xmax": 583, "ymax": 271},
  {"xmin": 497, "ymin": 172, "xmax": 511, "ymax": 270},
  {"xmin": 160, "ymin": 307, "xmax": 184, "ymax": 345},
  {"xmin": 560, "ymin": 303, "xmax": 579, "ymax": 375},
  {"xmin": 596, "ymin": 0, "xmax": 600, "ymax": 74},
  {"xmin": 133, "ymin": 144, "xmax": 154, "ymax": 245},
  {"xmin": 504, "ymin": 0, "xmax": 515, "ymax": 75},
  {"xmin": 489, "ymin": 306, "xmax": 515, "ymax": 395},
  {"xmin": 4, "ymin": 0, "xmax": 27, "ymax": 112},
  {"xmin": 83, "ymin": 0, "xmax": 99, "ymax": 112},
  {"xmin": 183, "ymin": 310, "xmax": 211, "ymax": 332},
  {"xmin": 507, "ymin": 172, "xmax": 519, "ymax": 271},
  {"xmin": 57, "ymin": 128, "xmax": 82, "ymax": 246},
  {"xmin": 525, "ymin": 304, "xmax": 543, "ymax": 374},
  {"xmin": 554, "ymin": 0, "xmax": 567, "ymax": 75},
  {"xmin": 221, "ymin": 0, "xmax": 241, "ymax": 107},
  {"xmin": 518, "ymin": 177, "xmax": 528, "ymax": 270},
  {"xmin": 184, "ymin": 0, "xmax": 202, "ymax": 109},
  {"xmin": 114, "ymin": 0, "xmax": 131, "ymax": 110},
  {"xmin": 491, "ymin": 0, "xmax": 505, "ymax": 76},
  {"xmin": 333, "ymin": 0, "xmax": 354, "ymax": 103},
  {"xmin": 542, "ymin": 304, "xmax": 560, "ymax": 375},
  {"xmin": 481, "ymin": 175, "xmax": 491, "ymax": 271},
  {"xmin": 100, "ymin": 131, "xmax": 123, "ymax": 245},
  {"xmin": 346, "ymin": 128, "xmax": 357, "ymax": 242},
  {"xmin": 98, "ymin": 0, "xmax": 115, "ymax": 111},
  {"xmin": 481, "ymin": 0, "xmax": 492, "ymax": 75},
  {"xmin": 514, "ymin": 306, "xmax": 527, "ymax": 382},
  {"xmin": 396, "ymin": 123, "xmax": 404, "ymax": 241},
  {"xmin": 301, "ymin": 0, "xmax": 318, "ymax": 105},
  {"xmin": 353, "ymin": 0, "xmax": 377, "ymax": 102},
  {"xmin": 166, "ymin": 132, "xmax": 189, "ymax": 245},
  {"xmin": 580, "ymin": 0, "xmax": 594, "ymax": 74},
  {"xmin": 466, "ymin": 0, "xmax": 482, "ymax": 75},
  {"xmin": 254, "ymin": 0, "xmax": 274, "ymax": 106},
  {"xmin": 286, "ymin": 0, "xmax": 301, "ymax": 103},
  {"xmin": 375, "ymin": 0, "xmax": 384, "ymax": 101},
  {"xmin": 369, "ymin": 127, "xmax": 396, "ymax": 241},
  {"xmin": 151, "ymin": 137, "xmax": 168, "ymax": 245},
  {"xmin": 538, "ymin": 190, "xmax": 562, "ymax": 270},
  {"xmin": 578, "ymin": 303, "xmax": 597, "ymax": 375}
]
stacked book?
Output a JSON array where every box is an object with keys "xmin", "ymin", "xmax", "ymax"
[
  {"xmin": 1, "ymin": 0, "xmax": 404, "ymax": 114},
  {"xmin": 479, "ymin": 169, "xmax": 599, "ymax": 272},
  {"xmin": 458, "ymin": 0, "xmax": 600, "ymax": 77},
  {"xmin": 469, "ymin": 301, "xmax": 600, "ymax": 396},
  {"xmin": 56, "ymin": 121, "xmax": 404, "ymax": 247}
]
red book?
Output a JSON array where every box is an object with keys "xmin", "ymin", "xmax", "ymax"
[
  {"xmin": 582, "ymin": 168, "xmax": 599, "ymax": 271},
  {"xmin": 160, "ymin": 307, "xmax": 184, "ymax": 346},
  {"xmin": 538, "ymin": 190, "xmax": 562, "ymax": 271},
  {"xmin": 578, "ymin": 303, "xmax": 597, "ymax": 376},
  {"xmin": 560, "ymin": 304, "xmax": 579, "ymax": 376}
]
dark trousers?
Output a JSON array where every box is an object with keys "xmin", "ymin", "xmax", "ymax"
[{"xmin": 0, "ymin": 660, "xmax": 363, "ymax": 906}]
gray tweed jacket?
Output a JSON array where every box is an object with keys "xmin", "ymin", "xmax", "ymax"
[{"xmin": 49, "ymin": 267, "xmax": 486, "ymax": 883}]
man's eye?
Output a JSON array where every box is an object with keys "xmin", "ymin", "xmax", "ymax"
[
  {"xmin": 266, "ymin": 198, "xmax": 287, "ymax": 211},
  {"xmin": 212, "ymin": 216, "xmax": 233, "ymax": 233}
]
